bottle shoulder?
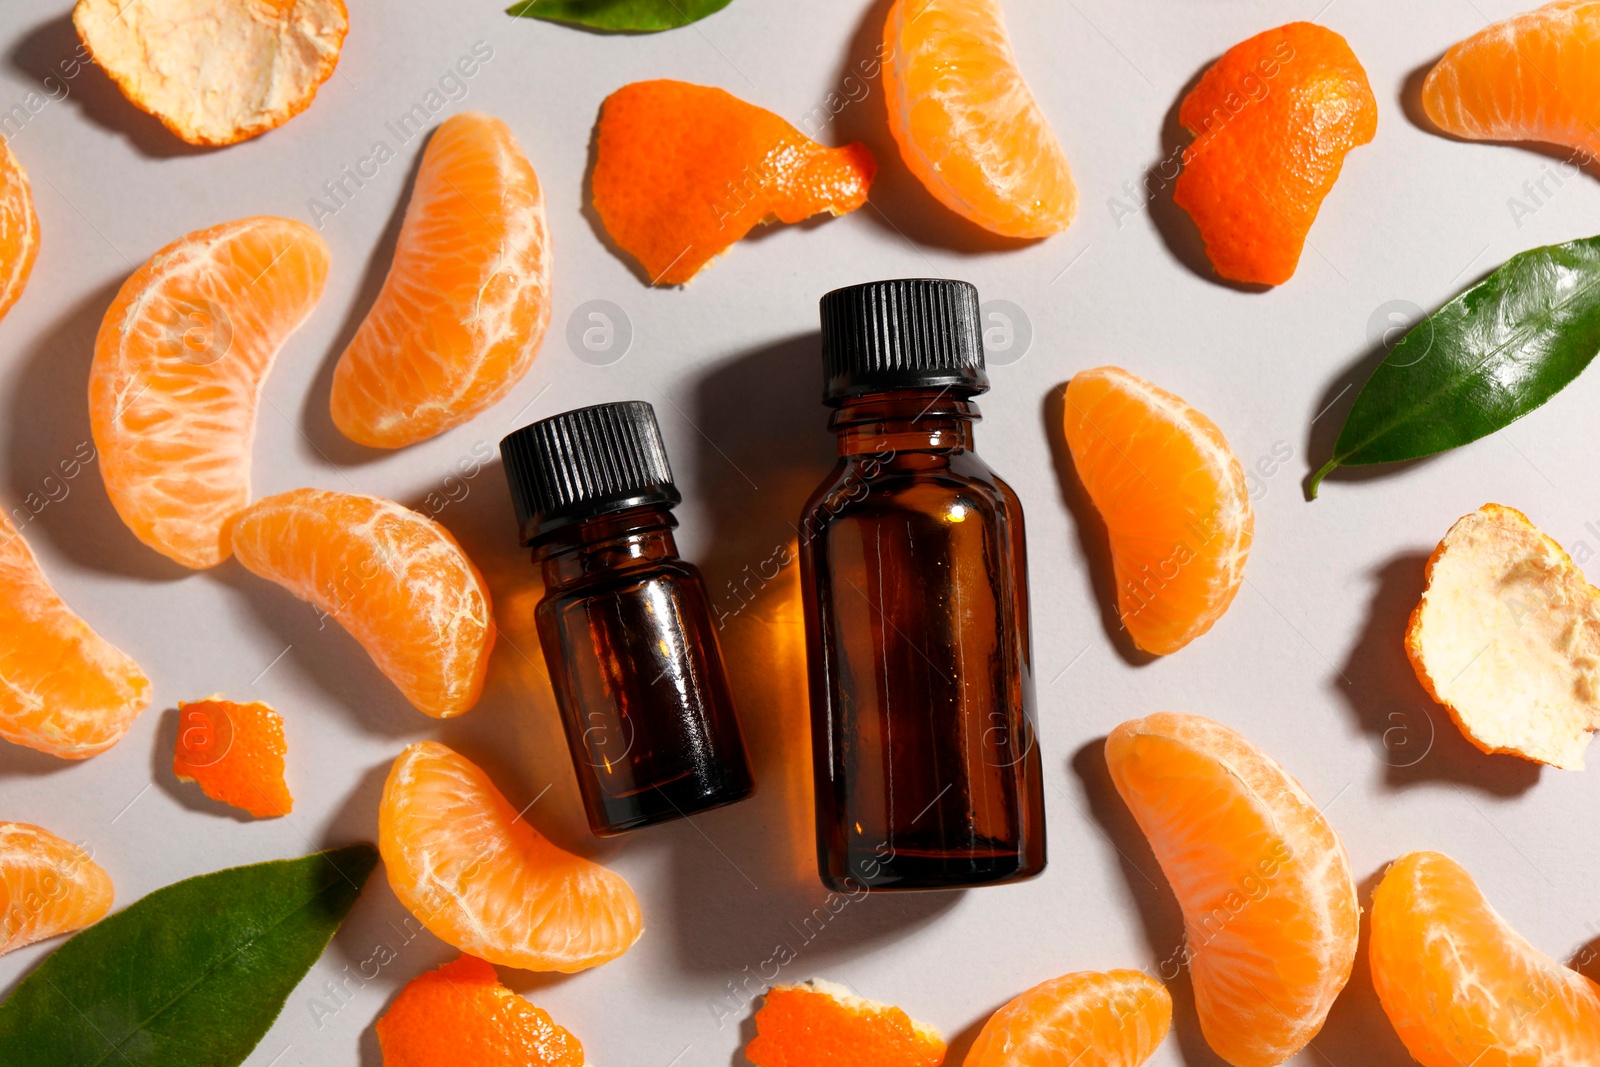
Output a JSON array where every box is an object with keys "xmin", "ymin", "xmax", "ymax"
[
  {"xmin": 539, "ymin": 555, "xmax": 706, "ymax": 610},
  {"xmin": 802, "ymin": 451, "xmax": 1022, "ymax": 530}
]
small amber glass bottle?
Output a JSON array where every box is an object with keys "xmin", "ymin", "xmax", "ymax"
[
  {"xmin": 501, "ymin": 401, "xmax": 754, "ymax": 836},
  {"xmin": 799, "ymin": 279, "xmax": 1046, "ymax": 891}
]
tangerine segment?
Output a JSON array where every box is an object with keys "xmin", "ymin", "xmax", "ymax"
[
  {"xmin": 1406, "ymin": 504, "xmax": 1600, "ymax": 770},
  {"xmin": 745, "ymin": 979, "xmax": 946, "ymax": 1067},
  {"xmin": 72, "ymin": 0, "xmax": 348, "ymax": 147},
  {"xmin": 172, "ymin": 697, "xmax": 292, "ymax": 818},
  {"xmin": 884, "ymin": 0, "xmax": 1077, "ymax": 238},
  {"xmin": 1371, "ymin": 851, "xmax": 1600, "ymax": 1066},
  {"xmin": 1173, "ymin": 23, "xmax": 1376, "ymax": 286},
  {"xmin": 0, "ymin": 822, "xmax": 113, "ymax": 956},
  {"xmin": 0, "ymin": 138, "xmax": 39, "ymax": 323},
  {"xmin": 230, "ymin": 490, "xmax": 494, "ymax": 719},
  {"xmin": 1061, "ymin": 367, "xmax": 1252, "ymax": 656},
  {"xmin": 330, "ymin": 112, "xmax": 552, "ymax": 449},
  {"xmin": 0, "ymin": 515, "xmax": 151, "ymax": 759},
  {"xmin": 964, "ymin": 969, "xmax": 1171, "ymax": 1067},
  {"xmin": 1423, "ymin": 0, "xmax": 1600, "ymax": 158},
  {"xmin": 89, "ymin": 216, "xmax": 330, "ymax": 570},
  {"xmin": 375, "ymin": 954, "xmax": 585, "ymax": 1067},
  {"xmin": 592, "ymin": 80, "xmax": 875, "ymax": 285},
  {"xmin": 1105, "ymin": 714, "xmax": 1359, "ymax": 1067},
  {"xmin": 380, "ymin": 742, "xmax": 642, "ymax": 972}
]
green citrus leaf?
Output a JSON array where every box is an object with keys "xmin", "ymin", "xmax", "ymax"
[
  {"xmin": 506, "ymin": 0, "xmax": 733, "ymax": 32},
  {"xmin": 1309, "ymin": 233, "xmax": 1600, "ymax": 498},
  {"xmin": 0, "ymin": 845, "xmax": 377, "ymax": 1066}
]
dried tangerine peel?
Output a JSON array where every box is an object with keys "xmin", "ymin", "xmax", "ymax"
[
  {"xmin": 592, "ymin": 80, "xmax": 875, "ymax": 285},
  {"xmin": 376, "ymin": 954, "xmax": 585, "ymax": 1067},
  {"xmin": 1406, "ymin": 503, "xmax": 1600, "ymax": 770},
  {"xmin": 965, "ymin": 969, "xmax": 1171, "ymax": 1067},
  {"xmin": 0, "ymin": 822, "xmax": 114, "ymax": 955},
  {"xmin": 1371, "ymin": 851, "xmax": 1600, "ymax": 1065},
  {"xmin": 0, "ymin": 138, "xmax": 39, "ymax": 322},
  {"xmin": 744, "ymin": 979, "xmax": 946, "ymax": 1067},
  {"xmin": 172, "ymin": 697, "xmax": 292, "ymax": 818},
  {"xmin": 72, "ymin": 0, "xmax": 349, "ymax": 146},
  {"xmin": 1174, "ymin": 22, "xmax": 1376, "ymax": 286}
]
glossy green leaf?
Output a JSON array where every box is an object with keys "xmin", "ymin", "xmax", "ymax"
[
  {"xmin": 1309, "ymin": 234, "xmax": 1600, "ymax": 498},
  {"xmin": 0, "ymin": 845, "xmax": 377, "ymax": 1066},
  {"xmin": 506, "ymin": 0, "xmax": 733, "ymax": 32}
]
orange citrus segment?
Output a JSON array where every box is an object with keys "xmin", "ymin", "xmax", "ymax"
[
  {"xmin": 1105, "ymin": 713, "xmax": 1359, "ymax": 1067},
  {"xmin": 375, "ymin": 954, "xmax": 585, "ymax": 1067},
  {"xmin": 0, "ymin": 515, "xmax": 151, "ymax": 759},
  {"xmin": 330, "ymin": 112, "xmax": 552, "ymax": 449},
  {"xmin": 592, "ymin": 79, "xmax": 875, "ymax": 285},
  {"xmin": 1173, "ymin": 23, "xmax": 1376, "ymax": 286},
  {"xmin": 964, "ymin": 969, "xmax": 1171, "ymax": 1067},
  {"xmin": 172, "ymin": 697, "xmax": 292, "ymax": 818},
  {"xmin": 0, "ymin": 823, "xmax": 113, "ymax": 956},
  {"xmin": 884, "ymin": 0, "xmax": 1077, "ymax": 238},
  {"xmin": 1371, "ymin": 851, "xmax": 1600, "ymax": 1065},
  {"xmin": 379, "ymin": 742, "xmax": 642, "ymax": 972},
  {"xmin": 72, "ymin": 0, "xmax": 349, "ymax": 146},
  {"xmin": 1061, "ymin": 367, "xmax": 1252, "ymax": 655},
  {"xmin": 0, "ymin": 138, "xmax": 39, "ymax": 323},
  {"xmin": 229, "ymin": 490, "xmax": 494, "ymax": 719},
  {"xmin": 745, "ymin": 979, "xmax": 946, "ymax": 1067},
  {"xmin": 1423, "ymin": 0, "xmax": 1600, "ymax": 158},
  {"xmin": 88, "ymin": 216, "xmax": 330, "ymax": 570}
]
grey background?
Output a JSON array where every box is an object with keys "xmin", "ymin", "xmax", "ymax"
[{"xmin": 2, "ymin": 1, "xmax": 1598, "ymax": 1064}]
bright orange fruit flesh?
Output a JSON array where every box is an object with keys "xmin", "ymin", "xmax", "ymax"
[
  {"xmin": 172, "ymin": 697, "xmax": 292, "ymax": 818},
  {"xmin": 964, "ymin": 969, "xmax": 1171, "ymax": 1067},
  {"xmin": 375, "ymin": 954, "xmax": 585, "ymax": 1067},
  {"xmin": 1105, "ymin": 713, "xmax": 1359, "ymax": 1067},
  {"xmin": 0, "ymin": 138, "xmax": 39, "ymax": 323},
  {"xmin": 329, "ymin": 111, "xmax": 551, "ymax": 449},
  {"xmin": 1173, "ymin": 22, "xmax": 1376, "ymax": 286},
  {"xmin": 1423, "ymin": 0, "xmax": 1600, "ymax": 159},
  {"xmin": 1061, "ymin": 367, "xmax": 1252, "ymax": 656},
  {"xmin": 883, "ymin": 0, "xmax": 1077, "ymax": 238},
  {"xmin": 88, "ymin": 216, "xmax": 330, "ymax": 569},
  {"xmin": 229, "ymin": 489, "xmax": 494, "ymax": 719},
  {"xmin": 592, "ymin": 79, "xmax": 875, "ymax": 285},
  {"xmin": 379, "ymin": 742, "xmax": 643, "ymax": 973},
  {"xmin": 1371, "ymin": 851, "xmax": 1600, "ymax": 1066},
  {"xmin": 0, "ymin": 514, "xmax": 151, "ymax": 758},
  {"xmin": 0, "ymin": 821, "xmax": 114, "ymax": 956},
  {"xmin": 745, "ymin": 980, "xmax": 946, "ymax": 1067}
]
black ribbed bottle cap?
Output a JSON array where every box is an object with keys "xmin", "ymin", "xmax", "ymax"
[
  {"xmin": 819, "ymin": 278, "xmax": 988, "ymax": 405},
  {"xmin": 501, "ymin": 401, "xmax": 681, "ymax": 546}
]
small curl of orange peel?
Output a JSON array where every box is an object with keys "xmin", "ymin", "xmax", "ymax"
[
  {"xmin": 1407, "ymin": 503, "xmax": 1600, "ymax": 770},
  {"xmin": 592, "ymin": 80, "xmax": 875, "ymax": 286},
  {"xmin": 744, "ymin": 979, "xmax": 946, "ymax": 1067},
  {"xmin": 172, "ymin": 697, "xmax": 292, "ymax": 818},
  {"xmin": 376, "ymin": 955, "xmax": 585, "ymax": 1067}
]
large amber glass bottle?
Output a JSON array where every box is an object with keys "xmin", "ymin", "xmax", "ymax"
[{"xmin": 800, "ymin": 279, "xmax": 1046, "ymax": 891}]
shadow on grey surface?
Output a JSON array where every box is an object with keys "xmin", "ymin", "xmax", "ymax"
[
  {"xmin": 0, "ymin": 739, "xmax": 82, "ymax": 778},
  {"xmin": 1334, "ymin": 551, "xmax": 1539, "ymax": 796},
  {"xmin": 1312, "ymin": 865, "xmax": 1416, "ymax": 1067},
  {"xmin": 149, "ymin": 706, "xmax": 253, "ymax": 823},
  {"xmin": 1042, "ymin": 384, "xmax": 1156, "ymax": 668}
]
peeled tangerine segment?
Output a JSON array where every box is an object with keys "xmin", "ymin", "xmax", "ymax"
[
  {"xmin": 0, "ymin": 138, "xmax": 39, "ymax": 322},
  {"xmin": 379, "ymin": 742, "xmax": 642, "ymax": 973},
  {"xmin": 884, "ymin": 0, "xmax": 1077, "ymax": 238},
  {"xmin": 964, "ymin": 970, "xmax": 1171, "ymax": 1067},
  {"xmin": 1062, "ymin": 367, "xmax": 1252, "ymax": 655},
  {"xmin": 1424, "ymin": 0, "xmax": 1600, "ymax": 157},
  {"xmin": 330, "ymin": 112, "xmax": 552, "ymax": 449},
  {"xmin": 0, "ymin": 822, "xmax": 114, "ymax": 955},
  {"xmin": 376, "ymin": 954, "xmax": 585, "ymax": 1067},
  {"xmin": 172, "ymin": 697, "xmax": 292, "ymax": 818},
  {"xmin": 72, "ymin": 0, "xmax": 348, "ymax": 146},
  {"xmin": 229, "ymin": 490, "xmax": 494, "ymax": 719},
  {"xmin": 1371, "ymin": 851, "xmax": 1600, "ymax": 1065},
  {"xmin": 592, "ymin": 79, "xmax": 875, "ymax": 285},
  {"xmin": 1105, "ymin": 713, "xmax": 1359, "ymax": 1067},
  {"xmin": 0, "ymin": 515, "xmax": 151, "ymax": 758},
  {"xmin": 745, "ymin": 980, "xmax": 946, "ymax": 1067},
  {"xmin": 89, "ymin": 216, "xmax": 330, "ymax": 569},
  {"xmin": 1406, "ymin": 503, "xmax": 1600, "ymax": 769},
  {"xmin": 1174, "ymin": 22, "xmax": 1376, "ymax": 286}
]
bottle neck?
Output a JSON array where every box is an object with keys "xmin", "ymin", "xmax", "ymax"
[
  {"xmin": 828, "ymin": 389, "xmax": 980, "ymax": 457},
  {"xmin": 533, "ymin": 506, "xmax": 680, "ymax": 591}
]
